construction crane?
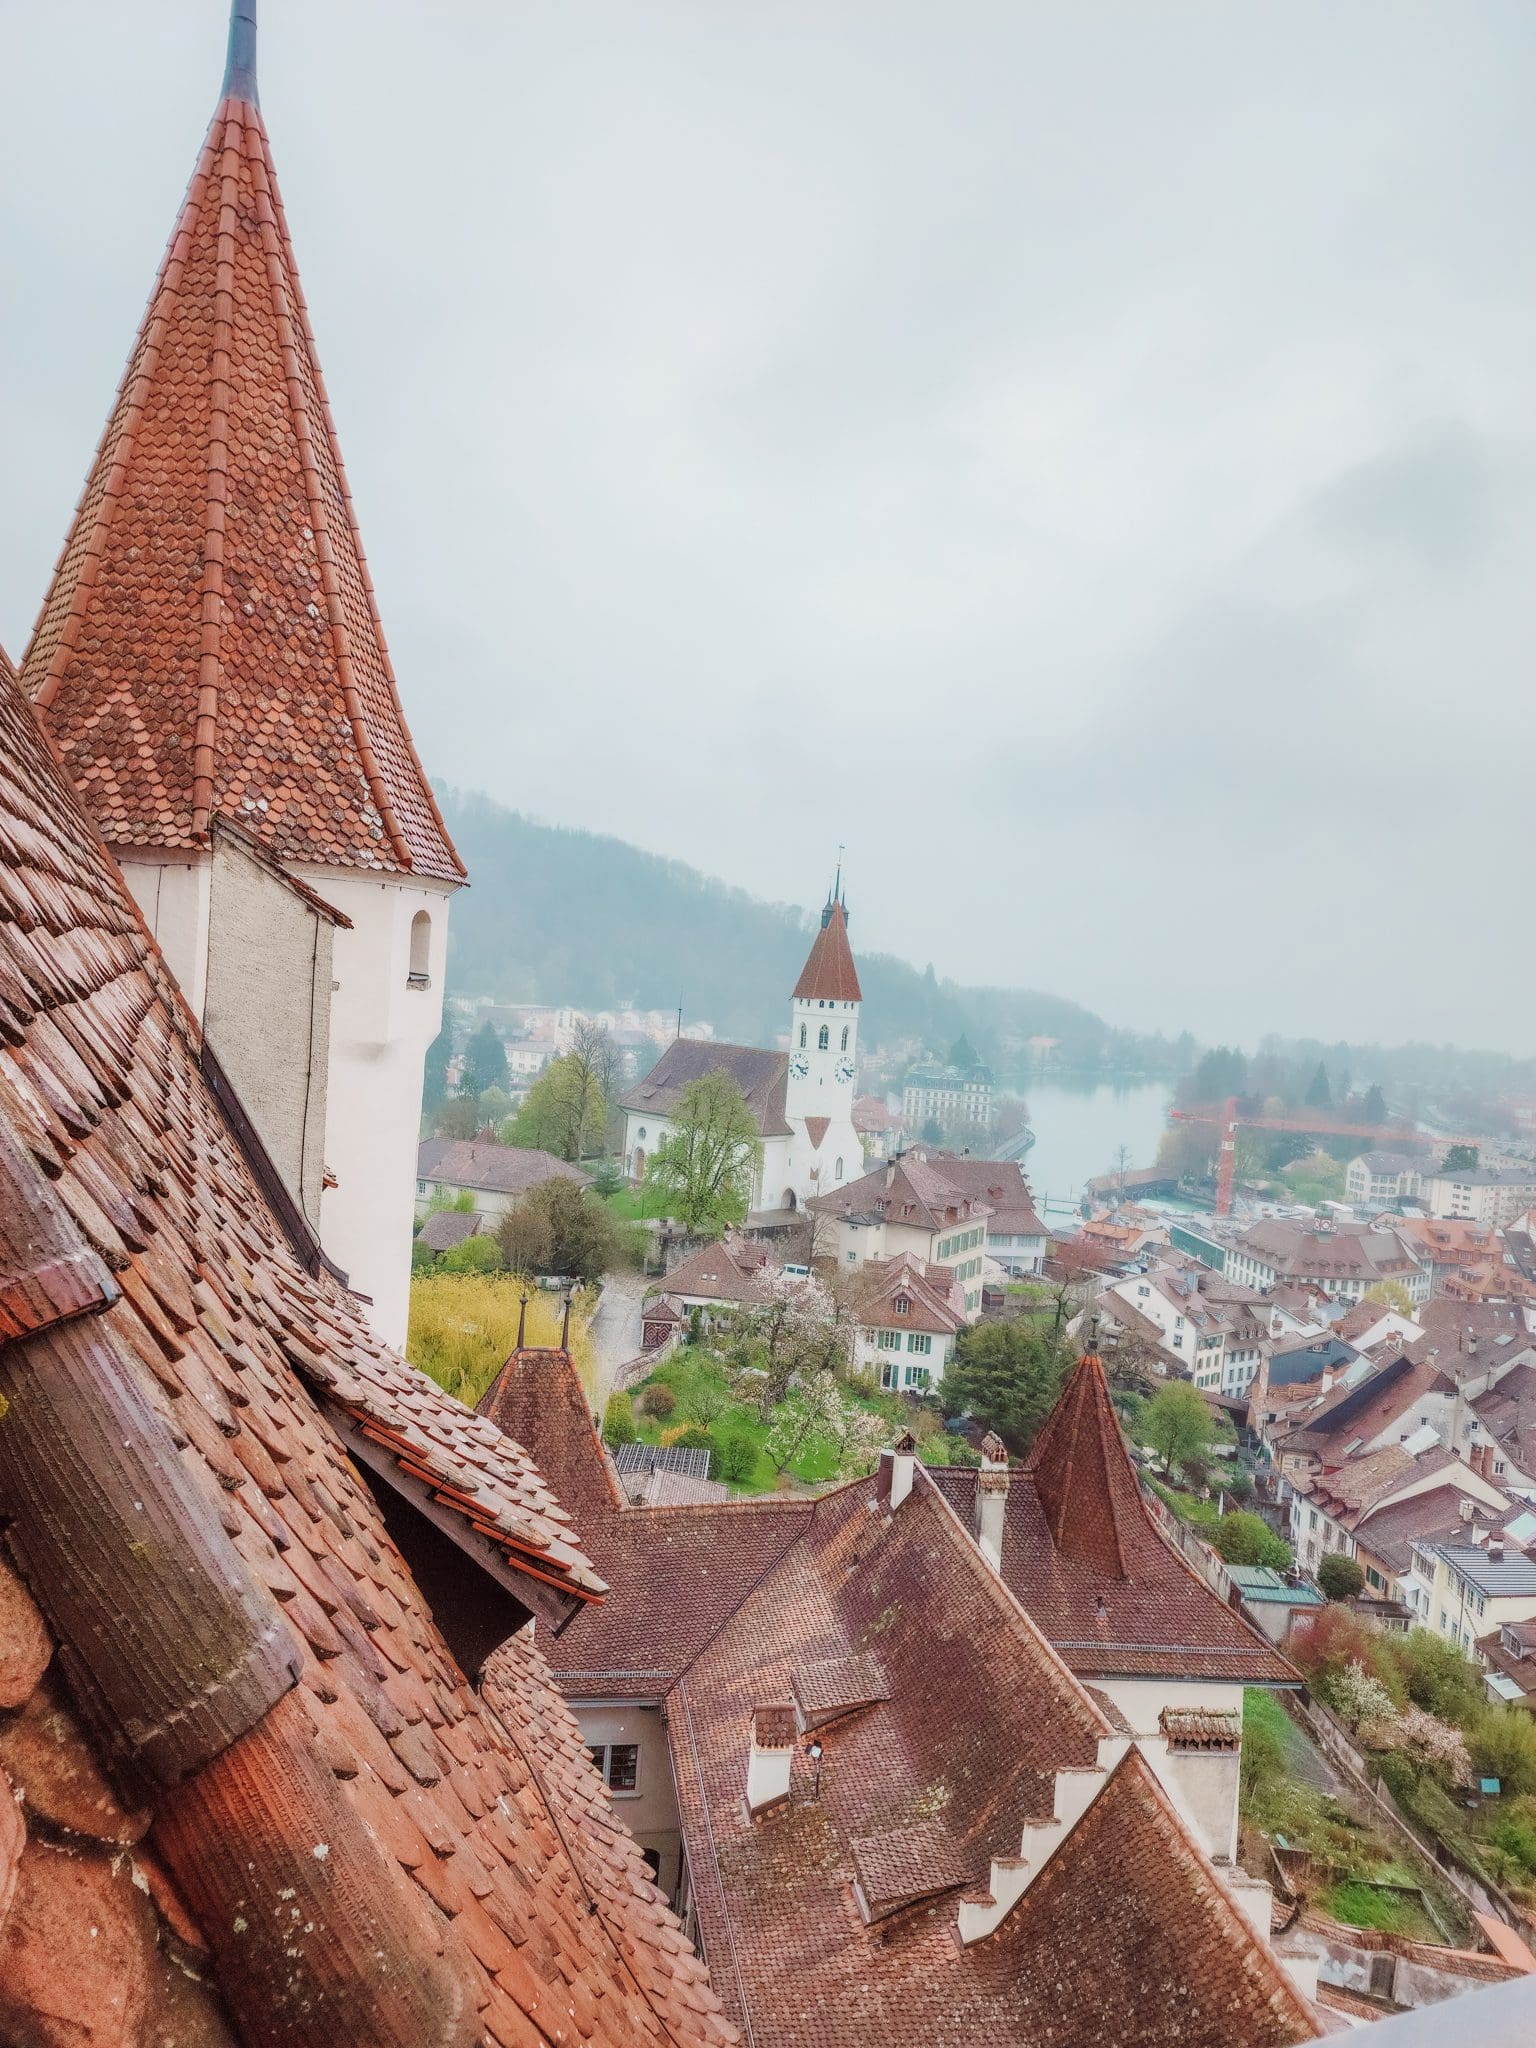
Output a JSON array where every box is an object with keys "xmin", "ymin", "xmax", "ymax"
[{"xmin": 1168, "ymin": 1097, "xmax": 1409, "ymax": 1219}]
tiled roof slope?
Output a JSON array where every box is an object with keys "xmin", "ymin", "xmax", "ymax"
[
  {"xmin": 0, "ymin": 648, "xmax": 727, "ymax": 2043},
  {"xmin": 932, "ymin": 1354, "xmax": 1297, "ymax": 1684},
  {"xmin": 792, "ymin": 898, "xmax": 862, "ymax": 1003},
  {"xmin": 620, "ymin": 1038, "xmax": 791, "ymax": 1138},
  {"xmin": 480, "ymin": 1347, "xmax": 813, "ymax": 1695},
  {"xmin": 666, "ymin": 1472, "xmax": 1316, "ymax": 2048},
  {"xmin": 22, "ymin": 61, "xmax": 461, "ymax": 881}
]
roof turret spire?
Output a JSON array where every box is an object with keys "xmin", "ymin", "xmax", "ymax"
[{"xmin": 222, "ymin": 0, "xmax": 259, "ymax": 105}]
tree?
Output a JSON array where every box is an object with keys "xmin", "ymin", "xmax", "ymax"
[
  {"xmin": 949, "ymin": 1034, "xmax": 981, "ymax": 1072},
  {"xmin": 441, "ymin": 1234, "xmax": 501, "ymax": 1275},
  {"xmin": 1211, "ymin": 1510, "xmax": 1292, "ymax": 1570},
  {"xmin": 510, "ymin": 1051, "xmax": 608, "ymax": 1161},
  {"xmin": 1317, "ymin": 1552, "xmax": 1365, "ymax": 1602},
  {"xmin": 732, "ymin": 1271, "xmax": 854, "ymax": 1416},
  {"xmin": 1141, "ymin": 1381, "xmax": 1223, "ymax": 1481},
  {"xmin": 430, "ymin": 1093, "xmax": 485, "ymax": 1141},
  {"xmin": 1470, "ymin": 1706, "xmax": 1536, "ymax": 1798},
  {"xmin": 1182, "ymin": 1047, "xmax": 1248, "ymax": 1106},
  {"xmin": 423, "ymin": 1020, "xmax": 455, "ymax": 1113},
  {"xmin": 1396, "ymin": 1629, "xmax": 1486, "ymax": 1723},
  {"xmin": 1441, "ymin": 1143, "xmax": 1480, "ymax": 1176},
  {"xmin": 603, "ymin": 1392, "xmax": 636, "ymax": 1447},
  {"xmin": 1363, "ymin": 1279, "xmax": 1415, "ymax": 1318},
  {"xmin": 462, "ymin": 1020, "xmax": 509, "ymax": 1096},
  {"xmin": 644, "ymin": 1071, "xmax": 762, "ymax": 1232},
  {"xmin": 1304, "ymin": 1061, "xmax": 1332, "ymax": 1110},
  {"xmin": 1362, "ymin": 1084, "xmax": 1387, "ymax": 1125},
  {"xmin": 939, "ymin": 1320, "xmax": 1073, "ymax": 1457},
  {"xmin": 497, "ymin": 1177, "xmax": 622, "ymax": 1283}
]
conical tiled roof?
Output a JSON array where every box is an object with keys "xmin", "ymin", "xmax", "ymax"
[
  {"xmin": 793, "ymin": 896, "xmax": 861, "ymax": 1002},
  {"xmin": 22, "ymin": 9, "xmax": 462, "ymax": 882},
  {"xmin": 1023, "ymin": 1349, "xmax": 1150, "ymax": 1578}
]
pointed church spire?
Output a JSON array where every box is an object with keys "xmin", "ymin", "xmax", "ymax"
[
  {"xmin": 794, "ymin": 889, "xmax": 861, "ymax": 1003},
  {"xmin": 23, "ymin": 4, "xmax": 462, "ymax": 882},
  {"xmin": 223, "ymin": 0, "xmax": 259, "ymax": 105},
  {"xmin": 1022, "ymin": 1345, "xmax": 1151, "ymax": 1579}
]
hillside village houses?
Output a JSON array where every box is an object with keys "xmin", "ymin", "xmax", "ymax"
[
  {"xmin": 1345, "ymin": 1149, "xmax": 1424, "ymax": 1207},
  {"xmin": 416, "ymin": 1134, "xmax": 590, "ymax": 1221},
  {"xmin": 1223, "ymin": 1215, "xmax": 1433, "ymax": 1306},
  {"xmin": 620, "ymin": 880, "xmax": 865, "ymax": 1213}
]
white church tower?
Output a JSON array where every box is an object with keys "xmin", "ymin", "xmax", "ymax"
[
  {"xmin": 20, "ymin": 1, "xmax": 462, "ymax": 1345},
  {"xmin": 782, "ymin": 877, "xmax": 865, "ymax": 1205}
]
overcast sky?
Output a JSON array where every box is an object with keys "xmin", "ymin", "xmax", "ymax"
[{"xmin": 3, "ymin": 3, "xmax": 1532, "ymax": 1052}]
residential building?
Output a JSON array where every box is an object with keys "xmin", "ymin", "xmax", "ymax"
[
  {"xmin": 18, "ymin": 3, "xmax": 465, "ymax": 1346},
  {"xmin": 1226, "ymin": 1566, "xmax": 1328, "ymax": 1644},
  {"xmin": 1288, "ymin": 1444, "xmax": 1509, "ymax": 1577},
  {"xmin": 477, "ymin": 1345, "xmax": 1321, "ymax": 2045},
  {"xmin": 851, "ymin": 1092, "xmax": 905, "ymax": 1159},
  {"xmin": 902, "ymin": 1057, "xmax": 994, "ymax": 1133},
  {"xmin": 1422, "ymin": 1165, "xmax": 1536, "ymax": 1229},
  {"xmin": 415, "ymin": 1136, "xmax": 590, "ymax": 1221},
  {"xmin": 902, "ymin": 1148, "xmax": 1048, "ymax": 1275},
  {"xmin": 1224, "ymin": 1217, "xmax": 1431, "ymax": 1306},
  {"xmin": 413, "ymin": 1207, "xmax": 487, "ymax": 1255},
  {"xmin": 1352, "ymin": 1486, "xmax": 1518, "ymax": 1612},
  {"xmin": 1413, "ymin": 1537, "xmax": 1536, "ymax": 1655},
  {"xmin": 620, "ymin": 884, "xmax": 865, "ymax": 1213},
  {"xmin": 809, "ymin": 1153, "xmax": 993, "ymax": 1315},
  {"xmin": 853, "ymin": 1252, "xmax": 966, "ymax": 1391},
  {"xmin": 647, "ymin": 1236, "xmax": 773, "ymax": 1319},
  {"xmin": 1479, "ymin": 1614, "xmax": 1536, "ymax": 1711},
  {"xmin": 1345, "ymin": 1151, "xmax": 1425, "ymax": 1208}
]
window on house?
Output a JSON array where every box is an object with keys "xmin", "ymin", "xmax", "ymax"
[
  {"xmin": 904, "ymin": 1365, "xmax": 931, "ymax": 1392},
  {"xmin": 880, "ymin": 1361, "xmax": 898, "ymax": 1391},
  {"xmin": 877, "ymin": 1330, "xmax": 901, "ymax": 1350},
  {"xmin": 408, "ymin": 910, "xmax": 432, "ymax": 988},
  {"xmin": 895, "ymin": 1295, "xmax": 911, "ymax": 1315},
  {"xmin": 586, "ymin": 1743, "xmax": 640, "ymax": 1794},
  {"xmin": 907, "ymin": 1333, "xmax": 932, "ymax": 1355},
  {"xmin": 417, "ymin": 1180, "xmax": 427, "ymax": 1196}
]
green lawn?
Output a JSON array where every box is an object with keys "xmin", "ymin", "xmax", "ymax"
[
  {"xmin": 622, "ymin": 1348, "xmax": 959, "ymax": 1494},
  {"xmin": 605, "ymin": 1186, "xmax": 661, "ymax": 1224}
]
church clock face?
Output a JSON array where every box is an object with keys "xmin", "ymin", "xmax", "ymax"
[
  {"xmin": 835, "ymin": 1056, "xmax": 854, "ymax": 1084},
  {"xmin": 789, "ymin": 1054, "xmax": 810, "ymax": 1079}
]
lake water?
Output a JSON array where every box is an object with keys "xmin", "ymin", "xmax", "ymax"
[{"xmin": 1011, "ymin": 1076, "xmax": 1175, "ymax": 1215}]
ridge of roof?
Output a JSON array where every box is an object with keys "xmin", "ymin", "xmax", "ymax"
[
  {"xmin": 1023, "ymin": 1349, "xmax": 1145, "ymax": 1577},
  {"xmin": 792, "ymin": 897, "xmax": 862, "ymax": 1003},
  {"xmin": 23, "ymin": 64, "xmax": 463, "ymax": 882}
]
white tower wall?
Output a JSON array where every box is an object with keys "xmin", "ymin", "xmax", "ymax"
[{"xmin": 298, "ymin": 868, "xmax": 454, "ymax": 1349}]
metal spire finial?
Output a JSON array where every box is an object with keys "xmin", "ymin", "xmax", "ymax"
[{"xmin": 223, "ymin": 0, "xmax": 259, "ymax": 106}]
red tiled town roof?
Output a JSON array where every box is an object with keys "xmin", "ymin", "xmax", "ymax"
[
  {"xmin": 932, "ymin": 1356, "xmax": 1298, "ymax": 1686},
  {"xmin": 662, "ymin": 1470, "xmax": 1317, "ymax": 2048},
  {"xmin": 479, "ymin": 1346, "xmax": 813, "ymax": 1696},
  {"xmin": 22, "ymin": 21, "xmax": 462, "ymax": 883},
  {"xmin": 792, "ymin": 898, "xmax": 862, "ymax": 1003},
  {"xmin": 855, "ymin": 1252, "xmax": 966, "ymax": 1336},
  {"xmin": 620, "ymin": 1038, "xmax": 791, "ymax": 1137},
  {"xmin": 0, "ymin": 383, "xmax": 728, "ymax": 2048}
]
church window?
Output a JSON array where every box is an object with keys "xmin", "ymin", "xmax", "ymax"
[
  {"xmin": 799, "ymin": 1024, "xmax": 806, "ymax": 1048},
  {"xmin": 408, "ymin": 909, "xmax": 432, "ymax": 988},
  {"xmin": 840, "ymin": 1026, "xmax": 849, "ymax": 1050},
  {"xmin": 818, "ymin": 1025, "xmax": 829, "ymax": 1051},
  {"xmin": 637, "ymin": 1127, "xmax": 647, "ymax": 1141}
]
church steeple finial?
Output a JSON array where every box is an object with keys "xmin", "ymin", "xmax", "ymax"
[
  {"xmin": 222, "ymin": 0, "xmax": 259, "ymax": 106},
  {"xmin": 822, "ymin": 846, "xmax": 846, "ymax": 930}
]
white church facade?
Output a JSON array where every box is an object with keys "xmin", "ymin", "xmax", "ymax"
[{"xmin": 620, "ymin": 888, "xmax": 866, "ymax": 1215}]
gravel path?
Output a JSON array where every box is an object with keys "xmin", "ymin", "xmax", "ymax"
[{"xmin": 588, "ymin": 1270, "xmax": 647, "ymax": 1409}]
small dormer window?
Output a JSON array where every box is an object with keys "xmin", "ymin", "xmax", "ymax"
[
  {"xmin": 895, "ymin": 1295, "xmax": 911, "ymax": 1316},
  {"xmin": 408, "ymin": 909, "xmax": 432, "ymax": 988}
]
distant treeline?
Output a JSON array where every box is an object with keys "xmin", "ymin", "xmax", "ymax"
[{"xmin": 435, "ymin": 788, "xmax": 1185, "ymax": 1071}]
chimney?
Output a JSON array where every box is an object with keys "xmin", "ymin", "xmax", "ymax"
[
  {"xmin": 746, "ymin": 1706, "xmax": 796, "ymax": 1815},
  {"xmin": 975, "ymin": 1432, "xmax": 1010, "ymax": 1570},
  {"xmin": 876, "ymin": 1432, "xmax": 918, "ymax": 1514},
  {"xmin": 1488, "ymin": 1537, "xmax": 1506, "ymax": 1564},
  {"xmin": 1459, "ymin": 1497, "xmax": 1475, "ymax": 1523}
]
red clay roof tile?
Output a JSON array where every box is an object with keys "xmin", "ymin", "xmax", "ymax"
[{"xmin": 792, "ymin": 899, "xmax": 862, "ymax": 1004}]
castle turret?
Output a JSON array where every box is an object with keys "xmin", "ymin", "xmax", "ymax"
[{"xmin": 22, "ymin": 0, "xmax": 462, "ymax": 1341}]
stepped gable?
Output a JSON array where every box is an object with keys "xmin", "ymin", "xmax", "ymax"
[
  {"xmin": 663, "ymin": 1469, "xmax": 1317, "ymax": 2048},
  {"xmin": 480, "ymin": 1346, "xmax": 812, "ymax": 1697},
  {"xmin": 22, "ymin": 4, "xmax": 461, "ymax": 883},
  {"xmin": 0, "ymin": 600, "xmax": 729, "ymax": 2038},
  {"xmin": 1025, "ymin": 1348, "xmax": 1143, "ymax": 1577},
  {"xmin": 931, "ymin": 1353, "xmax": 1298, "ymax": 1684},
  {"xmin": 792, "ymin": 895, "xmax": 861, "ymax": 1003}
]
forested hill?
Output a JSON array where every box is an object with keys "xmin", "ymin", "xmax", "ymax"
[{"xmin": 437, "ymin": 789, "xmax": 1179, "ymax": 1070}]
